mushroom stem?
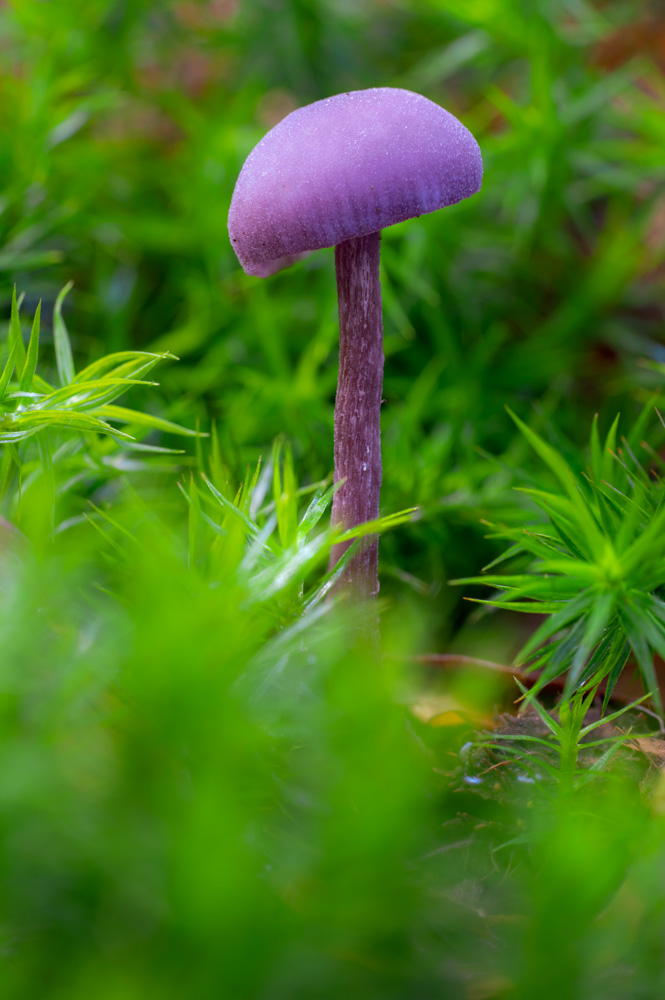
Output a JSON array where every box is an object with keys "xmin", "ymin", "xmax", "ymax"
[{"xmin": 329, "ymin": 230, "xmax": 384, "ymax": 598}]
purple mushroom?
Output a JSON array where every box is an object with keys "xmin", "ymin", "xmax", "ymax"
[{"xmin": 228, "ymin": 87, "xmax": 482, "ymax": 599}]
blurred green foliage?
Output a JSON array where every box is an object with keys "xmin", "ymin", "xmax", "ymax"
[{"xmin": 2, "ymin": 0, "xmax": 665, "ymax": 996}]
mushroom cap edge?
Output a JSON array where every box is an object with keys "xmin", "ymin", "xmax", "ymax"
[{"xmin": 228, "ymin": 87, "xmax": 482, "ymax": 278}]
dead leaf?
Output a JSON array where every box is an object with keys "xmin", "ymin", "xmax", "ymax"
[
  {"xmin": 466, "ymin": 973, "xmax": 515, "ymax": 1000},
  {"xmin": 628, "ymin": 736, "xmax": 665, "ymax": 769},
  {"xmin": 409, "ymin": 695, "xmax": 494, "ymax": 729}
]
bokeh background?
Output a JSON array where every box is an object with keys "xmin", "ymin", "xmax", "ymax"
[{"xmin": 2, "ymin": 2, "xmax": 665, "ymax": 998}]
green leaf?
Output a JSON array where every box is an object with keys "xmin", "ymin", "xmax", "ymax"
[
  {"xmin": 526, "ymin": 616, "xmax": 591, "ymax": 697},
  {"xmin": 336, "ymin": 507, "xmax": 419, "ymax": 542},
  {"xmin": 619, "ymin": 601, "xmax": 662, "ymax": 715},
  {"xmin": 507, "ymin": 408, "xmax": 605, "ymax": 559},
  {"xmin": 580, "ymin": 694, "xmax": 650, "ymax": 738},
  {"xmin": 601, "ymin": 638, "xmax": 631, "ymax": 711},
  {"xmin": 297, "ymin": 481, "xmax": 337, "ymax": 542},
  {"xmin": 248, "ymin": 532, "xmax": 331, "ymax": 604},
  {"xmin": 96, "ymin": 405, "xmax": 200, "ymax": 437},
  {"xmin": 0, "ymin": 409, "xmax": 133, "ymax": 441},
  {"xmin": 453, "ymin": 573, "xmax": 579, "ymax": 602},
  {"xmin": 303, "ymin": 538, "xmax": 358, "ymax": 611},
  {"xmin": 53, "ymin": 281, "xmax": 75, "ymax": 385},
  {"xmin": 481, "ymin": 542, "xmax": 524, "ymax": 572},
  {"xmin": 515, "ymin": 590, "xmax": 593, "ymax": 665},
  {"xmin": 239, "ymin": 515, "xmax": 278, "ymax": 575},
  {"xmin": 537, "ymin": 558, "xmax": 601, "ymax": 583},
  {"xmin": 565, "ymin": 590, "xmax": 615, "ymax": 693},
  {"xmin": 73, "ymin": 351, "xmax": 177, "ymax": 384},
  {"xmin": 242, "ymin": 457, "xmax": 263, "ymax": 515},
  {"xmin": 32, "ymin": 373, "xmax": 55, "ymax": 394},
  {"xmin": 602, "ymin": 414, "xmax": 620, "ymax": 481},
  {"xmin": 272, "ymin": 438, "xmax": 297, "ymax": 549},
  {"xmin": 507, "ymin": 408, "xmax": 577, "ymax": 494},
  {"xmin": 18, "ymin": 301, "xmax": 41, "ymax": 392},
  {"xmin": 590, "ymin": 413, "xmax": 602, "ymax": 481},
  {"xmin": 204, "ymin": 475, "xmax": 262, "ymax": 541},
  {"xmin": 0, "ymin": 335, "xmax": 20, "ymax": 402},
  {"xmin": 620, "ymin": 501, "xmax": 665, "ymax": 577},
  {"xmin": 464, "ymin": 597, "xmax": 565, "ymax": 613},
  {"xmin": 87, "ymin": 501, "xmax": 138, "ymax": 543},
  {"xmin": 37, "ymin": 378, "xmax": 157, "ymax": 412},
  {"xmin": 514, "ymin": 678, "xmax": 564, "ymax": 738},
  {"xmin": 178, "ymin": 481, "xmax": 227, "ymax": 539},
  {"xmin": 515, "ymin": 492, "xmax": 592, "ymax": 562},
  {"xmin": 626, "ymin": 397, "xmax": 657, "ymax": 454},
  {"xmin": 9, "ymin": 285, "xmax": 27, "ymax": 374},
  {"xmin": 0, "ymin": 443, "xmax": 19, "ymax": 499}
]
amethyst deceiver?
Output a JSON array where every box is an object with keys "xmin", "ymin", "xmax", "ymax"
[{"xmin": 228, "ymin": 87, "xmax": 482, "ymax": 598}]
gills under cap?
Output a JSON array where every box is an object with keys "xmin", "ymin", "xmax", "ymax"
[{"xmin": 228, "ymin": 87, "xmax": 482, "ymax": 277}]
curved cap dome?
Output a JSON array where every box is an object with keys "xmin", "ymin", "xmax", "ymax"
[{"xmin": 228, "ymin": 87, "xmax": 482, "ymax": 277}]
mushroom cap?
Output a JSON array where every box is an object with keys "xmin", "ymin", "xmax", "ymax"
[{"xmin": 228, "ymin": 87, "xmax": 482, "ymax": 278}]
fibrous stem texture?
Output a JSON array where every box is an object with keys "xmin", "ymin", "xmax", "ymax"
[{"xmin": 329, "ymin": 230, "xmax": 384, "ymax": 598}]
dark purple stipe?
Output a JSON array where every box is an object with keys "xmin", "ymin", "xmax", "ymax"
[
  {"xmin": 228, "ymin": 88, "xmax": 482, "ymax": 600},
  {"xmin": 329, "ymin": 231, "xmax": 384, "ymax": 598}
]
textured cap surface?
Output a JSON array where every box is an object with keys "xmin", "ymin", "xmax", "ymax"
[{"xmin": 228, "ymin": 87, "xmax": 482, "ymax": 277}]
